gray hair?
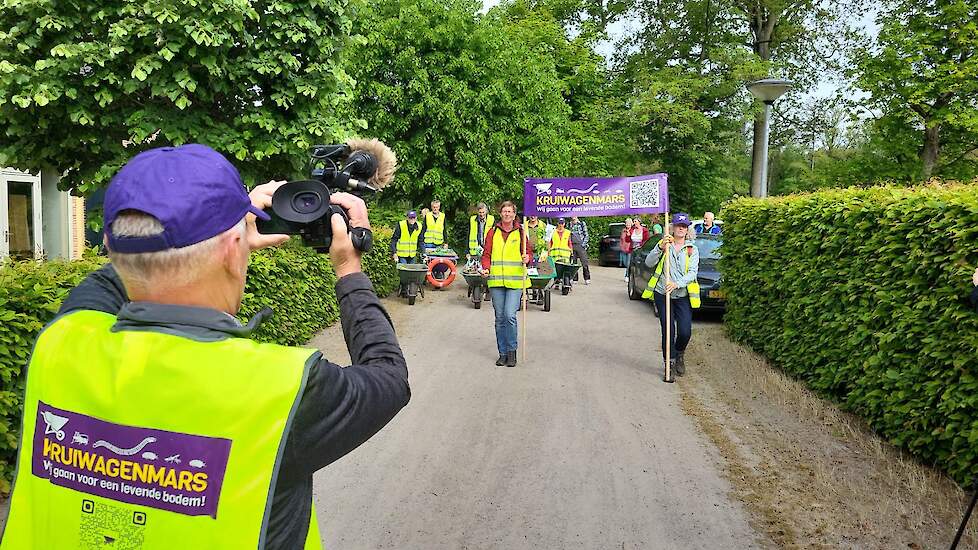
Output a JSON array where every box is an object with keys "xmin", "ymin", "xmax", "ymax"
[
  {"xmin": 476, "ymin": 202, "xmax": 488, "ymax": 211},
  {"xmin": 108, "ymin": 210, "xmax": 245, "ymax": 289}
]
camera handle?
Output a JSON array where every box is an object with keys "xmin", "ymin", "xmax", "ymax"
[{"xmin": 328, "ymin": 205, "xmax": 373, "ymax": 253}]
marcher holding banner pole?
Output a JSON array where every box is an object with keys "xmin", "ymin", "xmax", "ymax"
[
  {"xmin": 521, "ymin": 218, "xmax": 529, "ymax": 362},
  {"xmin": 663, "ymin": 212, "xmax": 672, "ymax": 382},
  {"xmin": 642, "ymin": 213, "xmax": 701, "ymax": 381}
]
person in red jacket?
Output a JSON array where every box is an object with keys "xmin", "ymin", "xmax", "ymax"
[
  {"xmin": 620, "ymin": 218, "xmax": 635, "ymax": 281},
  {"xmin": 480, "ymin": 202, "xmax": 534, "ymax": 367}
]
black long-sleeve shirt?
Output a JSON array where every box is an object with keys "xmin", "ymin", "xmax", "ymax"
[{"xmin": 57, "ymin": 264, "xmax": 410, "ymax": 549}]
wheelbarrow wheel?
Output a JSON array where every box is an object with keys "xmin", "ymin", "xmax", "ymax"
[
  {"xmin": 544, "ymin": 290, "xmax": 551, "ymax": 311},
  {"xmin": 474, "ymin": 299, "xmax": 481, "ymax": 309},
  {"xmin": 561, "ymin": 282, "xmax": 570, "ymax": 296},
  {"xmin": 408, "ymin": 295, "xmax": 416, "ymax": 305}
]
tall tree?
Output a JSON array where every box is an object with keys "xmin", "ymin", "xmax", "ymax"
[
  {"xmin": 0, "ymin": 0, "xmax": 358, "ymax": 194},
  {"xmin": 617, "ymin": 0, "xmax": 761, "ymax": 212},
  {"xmin": 725, "ymin": 0, "xmax": 866, "ymax": 196},
  {"xmin": 349, "ymin": 0, "xmax": 577, "ymax": 217},
  {"xmin": 854, "ymin": 0, "xmax": 978, "ymax": 180}
]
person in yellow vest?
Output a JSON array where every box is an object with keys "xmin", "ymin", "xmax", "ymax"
[
  {"xmin": 479, "ymin": 201, "xmax": 532, "ymax": 368},
  {"xmin": 642, "ymin": 212, "xmax": 700, "ymax": 376},
  {"xmin": 422, "ymin": 199, "xmax": 447, "ymax": 251},
  {"xmin": 548, "ymin": 217, "xmax": 573, "ymax": 264},
  {"xmin": 390, "ymin": 209, "xmax": 424, "ymax": 263},
  {"xmin": 0, "ymin": 144, "xmax": 410, "ymax": 550},
  {"xmin": 524, "ymin": 216, "xmax": 548, "ymax": 265},
  {"xmin": 466, "ymin": 202, "xmax": 494, "ymax": 260}
]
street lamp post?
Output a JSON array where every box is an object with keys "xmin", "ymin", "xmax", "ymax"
[{"xmin": 747, "ymin": 78, "xmax": 792, "ymax": 198}]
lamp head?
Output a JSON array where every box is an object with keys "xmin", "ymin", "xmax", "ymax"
[{"xmin": 747, "ymin": 78, "xmax": 793, "ymax": 104}]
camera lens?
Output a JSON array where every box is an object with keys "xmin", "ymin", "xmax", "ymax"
[{"xmin": 292, "ymin": 191, "xmax": 323, "ymax": 214}]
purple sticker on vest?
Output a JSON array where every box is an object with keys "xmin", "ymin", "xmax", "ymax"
[{"xmin": 31, "ymin": 401, "xmax": 232, "ymax": 518}]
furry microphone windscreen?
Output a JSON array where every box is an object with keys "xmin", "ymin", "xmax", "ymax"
[{"xmin": 346, "ymin": 138, "xmax": 398, "ymax": 189}]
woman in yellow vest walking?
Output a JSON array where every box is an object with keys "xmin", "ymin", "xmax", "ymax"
[
  {"xmin": 480, "ymin": 201, "xmax": 532, "ymax": 367},
  {"xmin": 642, "ymin": 213, "xmax": 700, "ymax": 376}
]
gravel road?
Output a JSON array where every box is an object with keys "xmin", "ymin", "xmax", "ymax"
[{"xmin": 310, "ymin": 265, "xmax": 760, "ymax": 549}]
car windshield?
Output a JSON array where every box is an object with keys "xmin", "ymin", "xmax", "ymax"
[{"xmin": 695, "ymin": 237, "xmax": 721, "ymax": 260}]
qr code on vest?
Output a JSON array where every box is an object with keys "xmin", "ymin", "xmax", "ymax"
[{"xmin": 629, "ymin": 179, "xmax": 661, "ymax": 208}]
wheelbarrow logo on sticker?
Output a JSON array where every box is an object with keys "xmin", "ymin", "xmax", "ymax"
[
  {"xmin": 31, "ymin": 401, "xmax": 232, "ymax": 518},
  {"xmin": 41, "ymin": 410, "xmax": 70, "ymax": 441}
]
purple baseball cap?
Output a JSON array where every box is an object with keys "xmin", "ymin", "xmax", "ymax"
[
  {"xmin": 672, "ymin": 212, "xmax": 691, "ymax": 226},
  {"xmin": 407, "ymin": 210, "xmax": 417, "ymax": 218},
  {"xmin": 104, "ymin": 144, "xmax": 269, "ymax": 253}
]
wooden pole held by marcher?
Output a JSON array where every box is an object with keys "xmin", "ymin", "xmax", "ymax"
[
  {"xmin": 521, "ymin": 218, "xmax": 529, "ymax": 362},
  {"xmin": 663, "ymin": 211, "xmax": 673, "ymax": 383}
]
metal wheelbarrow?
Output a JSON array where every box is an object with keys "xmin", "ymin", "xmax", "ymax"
[
  {"xmin": 397, "ymin": 264, "xmax": 428, "ymax": 305},
  {"xmin": 527, "ymin": 259, "xmax": 556, "ymax": 311},
  {"xmin": 554, "ymin": 260, "xmax": 581, "ymax": 295},
  {"xmin": 462, "ymin": 270, "xmax": 490, "ymax": 309}
]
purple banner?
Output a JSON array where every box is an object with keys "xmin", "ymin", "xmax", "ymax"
[
  {"xmin": 523, "ymin": 174, "xmax": 669, "ymax": 217},
  {"xmin": 32, "ymin": 401, "xmax": 231, "ymax": 518}
]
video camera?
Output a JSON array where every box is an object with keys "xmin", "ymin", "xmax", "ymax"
[{"xmin": 256, "ymin": 139, "xmax": 397, "ymax": 252}]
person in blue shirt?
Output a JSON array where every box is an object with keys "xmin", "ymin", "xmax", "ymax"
[{"xmin": 694, "ymin": 211, "xmax": 722, "ymax": 235}]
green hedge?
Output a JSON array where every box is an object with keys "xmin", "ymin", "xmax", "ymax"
[
  {"xmin": 721, "ymin": 184, "xmax": 978, "ymax": 486},
  {"xmin": 0, "ymin": 255, "xmax": 107, "ymax": 493},
  {"xmin": 0, "ymin": 227, "xmax": 397, "ymax": 493}
]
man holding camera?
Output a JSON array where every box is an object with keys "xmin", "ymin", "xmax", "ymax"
[{"xmin": 0, "ymin": 144, "xmax": 410, "ymax": 549}]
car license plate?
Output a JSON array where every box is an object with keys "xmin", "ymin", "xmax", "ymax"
[{"xmin": 709, "ymin": 290, "xmax": 726, "ymax": 299}]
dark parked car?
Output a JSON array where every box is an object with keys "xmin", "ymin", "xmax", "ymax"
[
  {"xmin": 598, "ymin": 222, "xmax": 625, "ymax": 266},
  {"xmin": 626, "ymin": 234, "xmax": 726, "ymax": 313}
]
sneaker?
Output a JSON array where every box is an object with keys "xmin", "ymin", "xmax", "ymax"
[
  {"xmin": 496, "ymin": 354, "xmax": 506, "ymax": 366},
  {"xmin": 584, "ymin": 279, "xmax": 591, "ymax": 286},
  {"xmin": 674, "ymin": 353, "xmax": 686, "ymax": 376},
  {"xmin": 505, "ymin": 351, "xmax": 517, "ymax": 367}
]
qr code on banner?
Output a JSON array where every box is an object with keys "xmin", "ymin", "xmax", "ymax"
[{"xmin": 629, "ymin": 179, "xmax": 661, "ymax": 208}]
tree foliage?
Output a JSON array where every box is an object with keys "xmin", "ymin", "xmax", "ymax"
[
  {"xmin": 349, "ymin": 0, "xmax": 604, "ymax": 218},
  {"xmin": 0, "ymin": 0, "xmax": 359, "ymax": 193},
  {"xmin": 854, "ymin": 0, "xmax": 978, "ymax": 180}
]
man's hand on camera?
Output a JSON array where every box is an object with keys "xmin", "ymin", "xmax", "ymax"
[
  {"xmin": 247, "ymin": 180, "xmax": 290, "ymax": 251},
  {"xmin": 329, "ymin": 192, "xmax": 369, "ymax": 279}
]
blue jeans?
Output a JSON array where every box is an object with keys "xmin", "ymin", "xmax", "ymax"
[
  {"xmin": 619, "ymin": 251, "xmax": 632, "ymax": 267},
  {"xmin": 397, "ymin": 256, "xmax": 412, "ymax": 264},
  {"xmin": 653, "ymin": 292, "xmax": 692, "ymax": 360},
  {"xmin": 490, "ymin": 287, "xmax": 522, "ymax": 355}
]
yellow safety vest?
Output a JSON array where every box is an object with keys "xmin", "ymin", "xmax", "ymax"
[
  {"xmin": 641, "ymin": 245, "xmax": 701, "ymax": 308},
  {"xmin": 468, "ymin": 215, "xmax": 495, "ymax": 256},
  {"xmin": 424, "ymin": 211, "xmax": 446, "ymax": 246},
  {"xmin": 1, "ymin": 310, "xmax": 322, "ymax": 549},
  {"xmin": 488, "ymin": 227, "xmax": 530, "ymax": 289},
  {"xmin": 396, "ymin": 220, "xmax": 423, "ymax": 259},
  {"xmin": 550, "ymin": 230, "xmax": 572, "ymax": 263}
]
